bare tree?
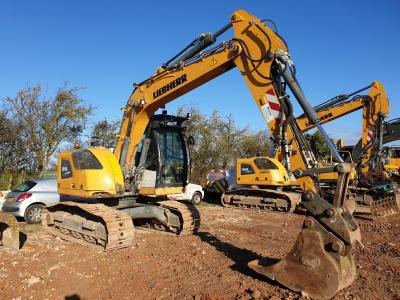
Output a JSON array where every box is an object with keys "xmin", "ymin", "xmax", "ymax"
[
  {"xmin": 0, "ymin": 110, "xmax": 27, "ymax": 173},
  {"xmin": 5, "ymin": 83, "xmax": 94, "ymax": 176},
  {"xmin": 90, "ymin": 119, "xmax": 120, "ymax": 149}
]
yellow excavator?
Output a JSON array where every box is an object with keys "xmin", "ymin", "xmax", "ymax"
[
  {"xmin": 295, "ymin": 81, "xmax": 389, "ymax": 178},
  {"xmin": 383, "ymin": 144, "xmax": 400, "ymax": 178},
  {"xmin": 293, "ymin": 82, "xmax": 400, "ymax": 218},
  {"xmin": 220, "ymin": 82, "xmax": 390, "ymax": 213},
  {"xmin": 2, "ymin": 9, "xmax": 363, "ymax": 298}
]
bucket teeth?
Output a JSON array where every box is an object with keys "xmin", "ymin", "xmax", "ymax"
[
  {"xmin": 0, "ymin": 213, "xmax": 20, "ymax": 250},
  {"xmin": 370, "ymin": 192, "xmax": 400, "ymax": 222}
]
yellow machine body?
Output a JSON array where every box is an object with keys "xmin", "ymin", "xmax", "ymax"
[
  {"xmin": 235, "ymin": 157, "xmax": 293, "ymax": 186},
  {"xmin": 318, "ymin": 151, "xmax": 357, "ymax": 182},
  {"xmin": 386, "ymin": 147, "xmax": 400, "ymax": 171},
  {"xmin": 57, "ymin": 147, "xmax": 124, "ymax": 198}
]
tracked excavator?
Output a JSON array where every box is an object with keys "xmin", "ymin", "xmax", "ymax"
[
  {"xmin": 1, "ymin": 9, "xmax": 363, "ymax": 298},
  {"xmin": 219, "ymin": 82, "xmax": 389, "ymax": 212},
  {"xmin": 293, "ymin": 82, "xmax": 400, "ymax": 219}
]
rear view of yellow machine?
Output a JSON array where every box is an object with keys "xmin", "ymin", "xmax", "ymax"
[
  {"xmin": 221, "ymin": 157, "xmax": 301, "ymax": 212},
  {"xmin": 42, "ymin": 9, "xmax": 363, "ymax": 298}
]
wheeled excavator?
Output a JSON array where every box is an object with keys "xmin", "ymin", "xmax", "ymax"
[{"xmin": 2, "ymin": 9, "xmax": 363, "ymax": 298}]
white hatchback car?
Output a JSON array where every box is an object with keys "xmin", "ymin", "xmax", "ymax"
[
  {"xmin": 167, "ymin": 183, "xmax": 204, "ymax": 205},
  {"xmin": 2, "ymin": 178, "xmax": 59, "ymax": 224}
]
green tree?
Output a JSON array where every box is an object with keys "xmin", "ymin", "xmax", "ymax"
[
  {"xmin": 177, "ymin": 105, "xmax": 271, "ymax": 185},
  {"xmin": 304, "ymin": 131, "xmax": 335, "ymax": 159},
  {"xmin": 4, "ymin": 83, "xmax": 94, "ymax": 177}
]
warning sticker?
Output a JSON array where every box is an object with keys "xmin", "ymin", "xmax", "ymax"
[{"xmin": 261, "ymin": 103, "xmax": 275, "ymax": 124}]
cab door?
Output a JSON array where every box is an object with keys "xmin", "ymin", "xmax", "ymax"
[
  {"xmin": 57, "ymin": 155, "xmax": 78, "ymax": 197},
  {"xmin": 236, "ymin": 161, "xmax": 257, "ymax": 186}
]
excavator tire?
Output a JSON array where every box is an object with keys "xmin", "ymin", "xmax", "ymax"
[
  {"xmin": 221, "ymin": 188, "xmax": 301, "ymax": 213},
  {"xmin": 0, "ymin": 213, "xmax": 20, "ymax": 250},
  {"xmin": 42, "ymin": 202, "xmax": 135, "ymax": 251}
]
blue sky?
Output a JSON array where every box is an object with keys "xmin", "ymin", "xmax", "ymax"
[{"xmin": 1, "ymin": 0, "xmax": 399, "ymax": 145}]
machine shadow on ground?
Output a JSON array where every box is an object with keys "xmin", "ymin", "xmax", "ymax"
[{"xmin": 197, "ymin": 231, "xmax": 286, "ymax": 288}]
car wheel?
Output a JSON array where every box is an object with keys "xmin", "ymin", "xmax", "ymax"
[
  {"xmin": 191, "ymin": 192, "xmax": 202, "ymax": 205},
  {"xmin": 24, "ymin": 204, "xmax": 45, "ymax": 224}
]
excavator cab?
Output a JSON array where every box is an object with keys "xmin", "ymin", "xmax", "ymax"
[
  {"xmin": 235, "ymin": 157, "xmax": 292, "ymax": 186},
  {"xmin": 135, "ymin": 113, "xmax": 190, "ymax": 196},
  {"xmin": 318, "ymin": 150, "xmax": 357, "ymax": 183},
  {"xmin": 57, "ymin": 113, "xmax": 190, "ymax": 199}
]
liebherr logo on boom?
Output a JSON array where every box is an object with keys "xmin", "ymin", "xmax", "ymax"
[
  {"xmin": 153, "ymin": 74, "xmax": 188, "ymax": 99},
  {"xmin": 305, "ymin": 112, "xmax": 333, "ymax": 127}
]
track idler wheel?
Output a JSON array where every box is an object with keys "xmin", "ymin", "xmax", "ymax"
[{"xmin": 0, "ymin": 213, "xmax": 20, "ymax": 250}]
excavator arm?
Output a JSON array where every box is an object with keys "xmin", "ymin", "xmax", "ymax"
[
  {"xmin": 295, "ymin": 81, "xmax": 389, "ymax": 174},
  {"xmin": 114, "ymin": 11, "xmax": 319, "ymax": 194},
  {"xmin": 290, "ymin": 82, "xmax": 400, "ymax": 221}
]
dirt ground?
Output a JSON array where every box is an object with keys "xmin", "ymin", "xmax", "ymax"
[{"xmin": 0, "ymin": 200, "xmax": 399, "ymax": 300}]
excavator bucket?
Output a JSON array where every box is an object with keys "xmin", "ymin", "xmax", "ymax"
[
  {"xmin": 0, "ymin": 213, "xmax": 20, "ymax": 250},
  {"xmin": 249, "ymin": 192, "xmax": 361, "ymax": 299},
  {"xmin": 370, "ymin": 191, "xmax": 400, "ymax": 222}
]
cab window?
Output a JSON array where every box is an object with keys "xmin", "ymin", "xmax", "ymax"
[
  {"xmin": 241, "ymin": 164, "xmax": 254, "ymax": 175},
  {"xmin": 254, "ymin": 158, "xmax": 278, "ymax": 170},
  {"xmin": 72, "ymin": 150, "xmax": 103, "ymax": 170},
  {"xmin": 61, "ymin": 160, "xmax": 73, "ymax": 179}
]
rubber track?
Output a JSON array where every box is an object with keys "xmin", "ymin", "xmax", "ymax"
[
  {"xmin": 221, "ymin": 188, "xmax": 301, "ymax": 213},
  {"xmin": 157, "ymin": 200, "xmax": 200, "ymax": 235},
  {"xmin": 42, "ymin": 202, "xmax": 135, "ymax": 251}
]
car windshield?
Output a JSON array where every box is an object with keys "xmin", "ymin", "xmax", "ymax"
[{"xmin": 12, "ymin": 180, "xmax": 37, "ymax": 192}]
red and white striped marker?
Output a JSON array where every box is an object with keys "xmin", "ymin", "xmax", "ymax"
[
  {"xmin": 366, "ymin": 127, "xmax": 374, "ymax": 142},
  {"xmin": 260, "ymin": 89, "xmax": 282, "ymax": 124}
]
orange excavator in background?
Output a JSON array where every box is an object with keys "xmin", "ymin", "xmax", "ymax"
[{"xmin": 2, "ymin": 9, "xmax": 363, "ymax": 298}]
